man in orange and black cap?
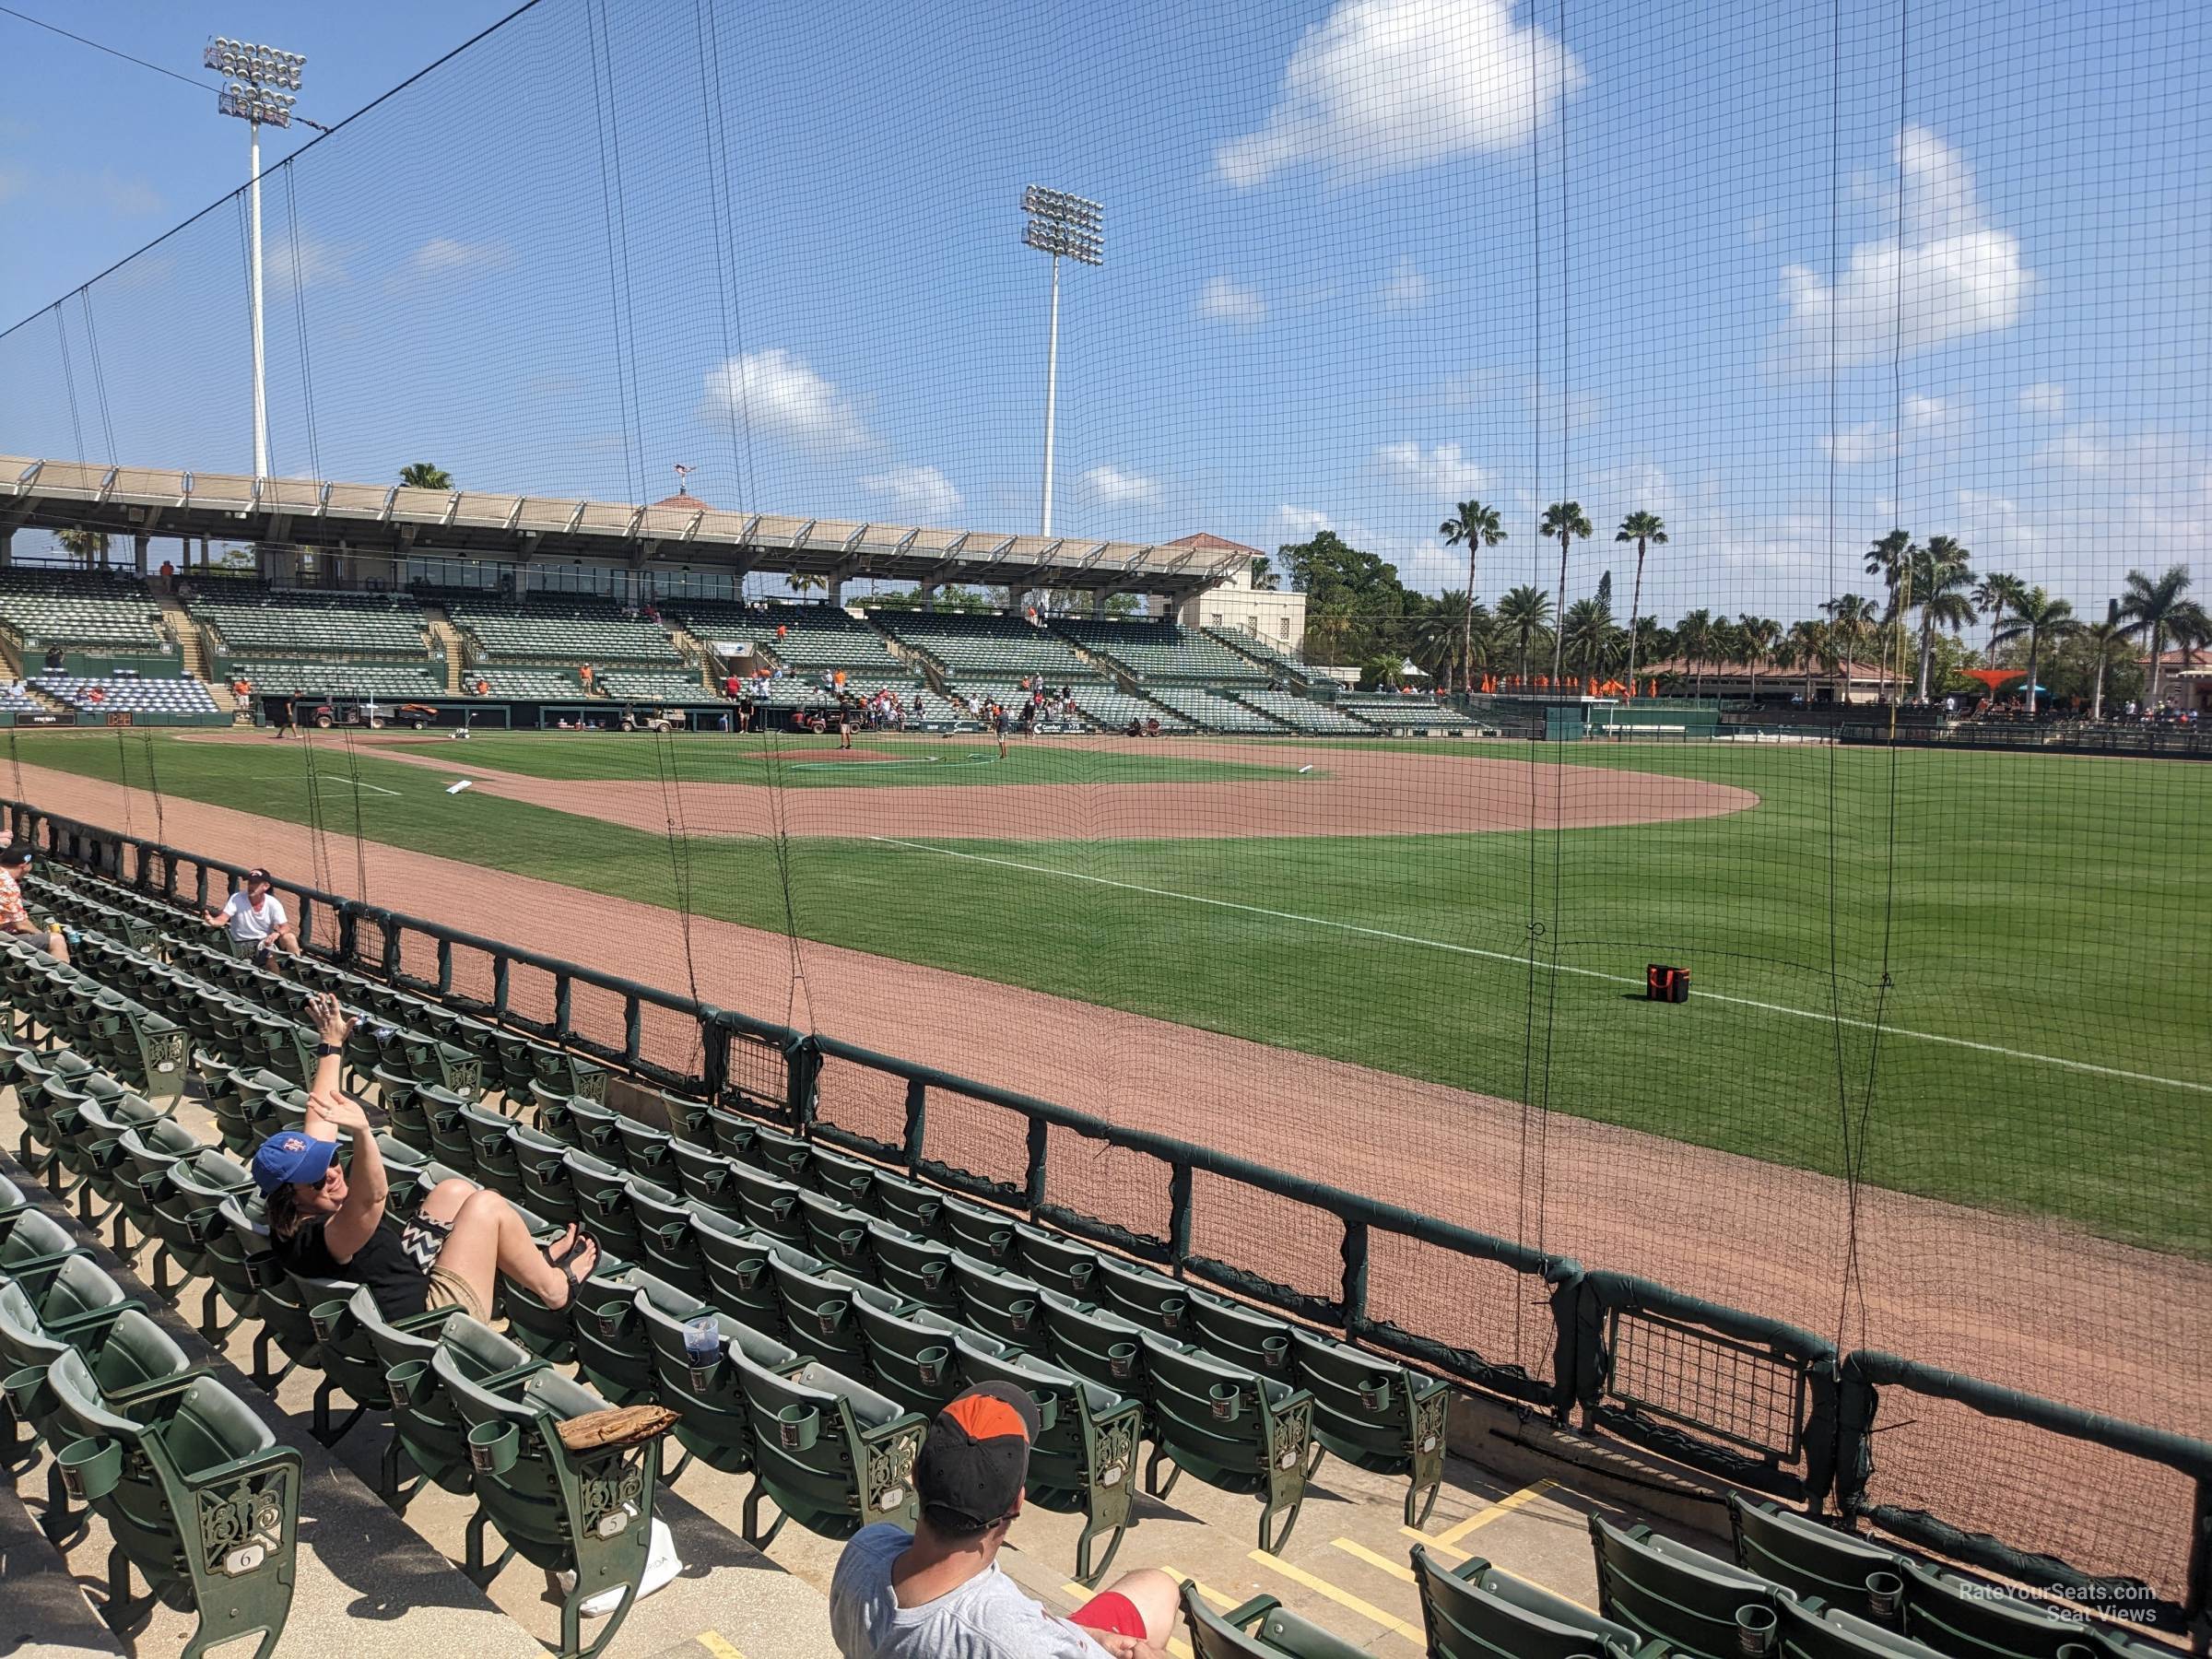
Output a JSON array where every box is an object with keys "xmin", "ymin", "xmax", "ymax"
[{"xmin": 828, "ymin": 1382, "xmax": 1179, "ymax": 1656}]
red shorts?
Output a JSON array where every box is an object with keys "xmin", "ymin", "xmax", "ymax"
[{"xmin": 1069, "ymin": 1589, "xmax": 1147, "ymax": 1640}]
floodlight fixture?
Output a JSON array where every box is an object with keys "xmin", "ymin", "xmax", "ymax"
[
  {"xmin": 203, "ymin": 35, "xmax": 307, "ymax": 482},
  {"xmin": 1021, "ymin": 186, "xmax": 1106, "ymax": 538}
]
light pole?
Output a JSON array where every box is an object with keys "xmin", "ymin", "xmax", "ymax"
[
  {"xmin": 1021, "ymin": 187, "xmax": 1102, "ymax": 539},
  {"xmin": 205, "ymin": 37, "xmax": 305, "ymax": 481}
]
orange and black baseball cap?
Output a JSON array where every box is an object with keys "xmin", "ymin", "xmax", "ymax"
[{"xmin": 913, "ymin": 1382, "xmax": 1041, "ymax": 1531}]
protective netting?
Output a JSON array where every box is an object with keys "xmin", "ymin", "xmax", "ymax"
[{"xmin": 2, "ymin": 0, "xmax": 2206, "ymax": 1609}]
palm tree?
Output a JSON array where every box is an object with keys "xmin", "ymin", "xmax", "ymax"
[
  {"xmin": 1907, "ymin": 537, "xmax": 1977, "ymax": 703},
  {"xmin": 1781, "ymin": 618, "xmax": 1830, "ymax": 701},
  {"xmin": 2077, "ymin": 600, "xmax": 2138, "ymax": 722},
  {"xmin": 1497, "ymin": 585, "xmax": 1552, "ymax": 685},
  {"xmin": 1865, "ymin": 529, "xmax": 1914, "ymax": 620},
  {"xmin": 1614, "ymin": 511, "xmax": 1666, "ymax": 699},
  {"xmin": 1822, "ymin": 594, "xmax": 1880, "ymax": 700},
  {"xmin": 1737, "ymin": 615, "xmax": 1782, "ymax": 700},
  {"xmin": 1561, "ymin": 596, "xmax": 1618, "ymax": 685},
  {"xmin": 1439, "ymin": 500, "xmax": 1506, "ymax": 696},
  {"xmin": 1675, "ymin": 608, "xmax": 1716, "ymax": 697},
  {"xmin": 55, "ymin": 526, "xmax": 109, "ymax": 570},
  {"xmin": 1992, "ymin": 588, "xmax": 2077, "ymax": 715},
  {"xmin": 1538, "ymin": 500, "xmax": 1592, "ymax": 687},
  {"xmin": 1248, "ymin": 555, "xmax": 1281, "ymax": 592},
  {"xmin": 1972, "ymin": 571, "xmax": 2025, "ymax": 664},
  {"xmin": 398, "ymin": 462, "xmax": 453, "ymax": 491},
  {"xmin": 2118, "ymin": 564, "xmax": 2208, "ymax": 709}
]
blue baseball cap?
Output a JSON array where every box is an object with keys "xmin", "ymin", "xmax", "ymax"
[{"xmin": 252, "ymin": 1131, "xmax": 336, "ymax": 1196}]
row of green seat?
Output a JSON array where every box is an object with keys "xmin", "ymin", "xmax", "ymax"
[{"xmin": 0, "ymin": 1144, "xmax": 300, "ymax": 1656}]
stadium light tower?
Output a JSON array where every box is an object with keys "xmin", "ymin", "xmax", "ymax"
[
  {"xmin": 205, "ymin": 36, "xmax": 305, "ymax": 481},
  {"xmin": 1021, "ymin": 187, "xmax": 1102, "ymax": 537}
]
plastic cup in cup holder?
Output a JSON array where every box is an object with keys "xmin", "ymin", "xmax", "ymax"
[
  {"xmin": 1735, "ymin": 1605, "xmax": 1778, "ymax": 1656},
  {"xmin": 1865, "ymin": 1571, "xmax": 1903, "ymax": 1622}
]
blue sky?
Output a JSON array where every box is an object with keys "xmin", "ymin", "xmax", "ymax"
[{"xmin": 1, "ymin": 0, "xmax": 2204, "ymax": 620}]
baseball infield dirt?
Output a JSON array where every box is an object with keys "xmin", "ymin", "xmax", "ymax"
[{"xmin": 15, "ymin": 756, "xmax": 2205, "ymax": 1597}]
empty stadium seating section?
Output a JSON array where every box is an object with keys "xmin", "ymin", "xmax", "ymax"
[
  {"xmin": 675, "ymin": 601, "xmax": 913, "ymax": 677},
  {"xmin": 1054, "ymin": 618, "xmax": 1269, "ymax": 683},
  {"xmin": 443, "ymin": 594, "xmax": 682, "ymax": 665},
  {"xmin": 227, "ymin": 660, "xmax": 443, "ymax": 698},
  {"xmin": 185, "ymin": 585, "xmax": 429, "ymax": 658},
  {"xmin": 0, "ymin": 571, "xmax": 165, "ymax": 651},
  {"xmin": 869, "ymin": 609, "xmax": 1097, "ymax": 680},
  {"xmin": 30, "ymin": 676, "xmax": 219, "ymax": 717}
]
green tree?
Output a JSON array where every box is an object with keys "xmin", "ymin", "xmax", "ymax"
[
  {"xmin": 1822, "ymin": 594, "xmax": 1880, "ymax": 700},
  {"xmin": 1248, "ymin": 555, "xmax": 1281, "ymax": 592},
  {"xmin": 1538, "ymin": 501, "xmax": 1592, "ymax": 687},
  {"xmin": 1783, "ymin": 618, "xmax": 1830, "ymax": 701},
  {"xmin": 1972, "ymin": 571, "xmax": 2025, "ymax": 664},
  {"xmin": 1277, "ymin": 530, "xmax": 1418, "ymax": 667},
  {"xmin": 2118, "ymin": 563, "xmax": 2208, "ymax": 708},
  {"xmin": 1560, "ymin": 595, "xmax": 1618, "ymax": 684},
  {"xmin": 1865, "ymin": 529, "xmax": 1913, "ymax": 618},
  {"xmin": 1496, "ymin": 584, "xmax": 1553, "ymax": 685},
  {"xmin": 1675, "ymin": 608, "xmax": 1716, "ymax": 697},
  {"xmin": 1737, "ymin": 615, "xmax": 1782, "ymax": 700},
  {"xmin": 1992, "ymin": 588, "xmax": 2077, "ymax": 715},
  {"xmin": 2064, "ymin": 600, "xmax": 2142, "ymax": 721},
  {"xmin": 1438, "ymin": 499, "xmax": 1506, "ymax": 695},
  {"xmin": 1613, "ymin": 511, "xmax": 1666, "ymax": 700},
  {"xmin": 54, "ymin": 526, "xmax": 109, "ymax": 570},
  {"xmin": 1908, "ymin": 536, "xmax": 1978, "ymax": 703},
  {"xmin": 398, "ymin": 462, "xmax": 453, "ymax": 491},
  {"xmin": 1415, "ymin": 594, "xmax": 1497, "ymax": 686}
]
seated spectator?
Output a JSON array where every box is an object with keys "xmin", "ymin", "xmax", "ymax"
[
  {"xmin": 203, "ymin": 867, "xmax": 302, "ymax": 965},
  {"xmin": 829, "ymin": 1383, "xmax": 1178, "ymax": 1657},
  {"xmin": 254, "ymin": 994, "xmax": 599, "ymax": 1324},
  {"xmin": 0, "ymin": 843, "xmax": 68, "ymax": 963}
]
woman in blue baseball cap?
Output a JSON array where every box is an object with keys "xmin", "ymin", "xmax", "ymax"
[{"xmin": 253, "ymin": 993, "xmax": 597, "ymax": 1322}]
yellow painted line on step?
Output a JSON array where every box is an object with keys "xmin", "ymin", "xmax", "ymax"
[
  {"xmin": 1431, "ymin": 1478, "xmax": 1556, "ymax": 1548},
  {"xmin": 697, "ymin": 1634, "xmax": 747, "ymax": 1659},
  {"xmin": 1394, "ymin": 1546, "xmax": 1601, "ymax": 1616},
  {"xmin": 1156, "ymin": 1565, "xmax": 1241, "ymax": 1611},
  {"xmin": 1332, "ymin": 1536, "xmax": 1418, "ymax": 1583},
  {"xmin": 1247, "ymin": 1550, "xmax": 1423, "ymax": 1644},
  {"xmin": 1404, "ymin": 1527, "xmax": 1467, "ymax": 1558}
]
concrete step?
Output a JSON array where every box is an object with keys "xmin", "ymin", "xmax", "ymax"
[{"xmin": 0, "ymin": 1476, "xmax": 126, "ymax": 1657}]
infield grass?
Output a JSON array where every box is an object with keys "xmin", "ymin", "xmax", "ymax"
[{"xmin": 9, "ymin": 727, "xmax": 2205, "ymax": 1253}]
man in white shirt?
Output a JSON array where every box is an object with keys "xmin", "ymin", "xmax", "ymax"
[
  {"xmin": 830, "ymin": 1383, "xmax": 1177, "ymax": 1657},
  {"xmin": 203, "ymin": 867, "xmax": 301, "ymax": 964}
]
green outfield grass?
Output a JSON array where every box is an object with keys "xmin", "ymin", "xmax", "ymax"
[
  {"xmin": 9, "ymin": 728, "xmax": 2205, "ymax": 1254},
  {"xmin": 348, "ymin": 731, "xmax": 1299, "ymax": 787}
]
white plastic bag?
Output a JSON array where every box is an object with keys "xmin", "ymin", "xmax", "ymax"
[{"xmin": 559, "ymin": 1514, "xmax": 683, "ymax": 1617}]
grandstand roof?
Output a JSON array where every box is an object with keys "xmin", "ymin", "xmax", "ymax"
[
  {"xmin": 1, "ymin": 456, "xmax": 1253, "ymax": 598},
  {"xmin": 1167, "ymin": 531, "xmax": 1265, "ymax": 555}
]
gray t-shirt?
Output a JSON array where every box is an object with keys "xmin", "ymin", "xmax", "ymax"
[{"xmin": 829, "ymin": 1524, "xmax": 1111, "ymax": 1658}]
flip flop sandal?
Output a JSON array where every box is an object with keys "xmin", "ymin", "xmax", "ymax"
[{"xmin": 542, "ymin": 1228, "xmax": 594, "ymax": 1276}]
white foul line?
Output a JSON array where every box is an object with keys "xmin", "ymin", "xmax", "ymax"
[
  {"xmin": 312, "ymin": 767, "xmax": 400, "ymax": 797},
  {"xmin": 866, "ymin": 836, "xmax": 2209, "ymax": 1097}
]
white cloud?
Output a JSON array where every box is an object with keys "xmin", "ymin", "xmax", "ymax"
[
  {"xmin": 2018, "ymin": 382, "xmax": 2065, "ymax": 418},
  {"xmin": 2041, "ymin": 421, "xmax": 2111, "ymax": 473},
  {"xmin": 1776, "ymin": 126, "xmax": 2030, "ymax": 368},
  {"xmin": 1079, "ymin": 465, "xmax": 1161, "ymax": 508},
  {"xmin": 263, "ymin": 236, "xmax": 346, "ymax": 290},
  {"xmin": 409, "ymin": 238, "xmax": 514, "ymax": 276},
  {"xmin": 699, "ymin": 348, "xmax": 870, "ymax": 453},
  {"xmin": 862, "ymin": 464, "xmax": 962, "ymax": 521},
  {"xmin": 1376, "ymin": 441, "xmax": 1488, "ymax": 502},
  {"xmin": 1216, "ymin": 0, "xmax": 1580, "ymax": 188},
  {"xmin": 1378, "ymin": 258, "xmax": 1429, "ymax": 312},
  {"xmin": 1197, "ymin": 276, "xmax": 1267, "ymax": 325},
  {"xmin": 1273, "ymin": 505, "xmax": 1336, "ymax": 539},
  {"xmin": 1819, "ymin": 393, "xmax": 1967, "ymax": 465},
  {"xmin": 1530, "ymin": 380, "xmax": 1606, "ymax": 433}
]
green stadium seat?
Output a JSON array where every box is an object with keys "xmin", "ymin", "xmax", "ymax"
[
  {"xmin": 571, "ymin": 1264, "xmax": 699, "ymax": 1406},
  {"xmin": 870, "ymin": 1169, "xmax": 948, "ymax": 1239},
  {"xmin": 145, "ymin": 1147, "xmax": 253, "ymax": 1307},
  {"xmin": 1182, "ymin": 1585, "xmax": 1372, "ymax": 1657},
  {"xmin": 954, "ymin": 1335, "xmax": 1146, "ymax": 1585},
  {"xmin": 261, "ymin": 1265, "xmax": 363, "ymax": 1439},
  {"xmin": 460, "ymin": 1101, "xmax": 526, "ymax": 1201},
  {"xmin": 565, "ymin": 1148, "xmax": 641, "ymax": 1262},
  {"xmin": 1037, "ymin": 1288, "xmax": 1154, "ymax": 1402},
  {"xmin": 198, "ymin": 1194, "xmax": 276, "ymax": 1356},
  {"xmin": 39, "ymin": 1346, "xmax": 300, "ymax": 1659},
  {"xmin": 727, "ymin": 1346, "xmax": 925, "ymax": 1547},
  {"xmin": 1094, "ymin": 1255, "xmax": 1194, "ymax": 1339},
  {"xmin": 1590, "ymin": 1513, "xmax": 1786, "ymax": 1659},
  {"xmin": 1779, "ymin": 1600, "xmax": 1950, "ymax": 1659},
  {"xmin": 798, "ymin": 1186, "xmax": 877, "ymax": 1270},
  {"xmin": 434, "ymin": 1327, "xmax": 662, "ymax": 1659},
  {"xmin": 693, "ymin": 1208, "xmax": 796, "ymax": 1343},
  {"xmin": 1290, "ymin": 1329, "xmax": 1451, "ymax": 1528},
  {"xmin": 1, "ymin": 1207, "xmax": 85, "ymax": 1275},
  {"xmin": 1187, "ymin": 1288, "xmax": 1295, "ymax": 1376},
  {"xmin": 636, "ymin": 1296, "xmax": 802, "ymax": 1480},
  {"xmin": 511, "ymin": 1124, "xmax": 582, "ymax": 1223},
  {"xmin": 1141, "ymin": 1333, "xmax": 1315, "ymax": 1554},
  {"xmin": 852, "ymin": 1295, "xmax": 999, "ymax": 1416},
  {"xmin": 630, "ymin": 1178, "xmax": 712, "ymax": 1297},
  {"xmin": 770, "ymin": 1252, "xmax": 900, "ymax": 1380},
  {"xmin": 1732, "ymin": 1494, "xmax": 1911, "ymax": 1621},
  {"xmin": 1011, "ymin": 1222, "xmax": 1103, "ymax": 1299},
  {"xmin": 805, "ymin": 1145, "xmax": 882, "ymax": 1207},
  {"xmin": 1412, "ymin": 1544, "xmax": 1645, "ymax": 1659},
  {"xmin": 613, "ymin": 1112, "xmax": 674, "ymax": 1179},
  {"xmin": 867, "ymin": 1220, "xmax": 961, "ymax": 1315},
  {"xmin": 359, "ymin": 1288, "xmax": 538, "ymax": 1500},
  {"xmin": 115, "ymin": 1115, "xmax": 205, "ymax": 1248},
  {"xmin": 940, "ymin": 1194, "xmax": 1018, "ymax": 1262},
  {"xmin": 1899, "ymin": 1559, "xmax": 2103, "ymax": 1659},
  {"xmin": 951, "ymin": 1251, "xmax": 1048, "ymax": 1347},
  {"xmin": 668, "ymin": 1135, "xmax": 739, "ymax": 1212}
]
